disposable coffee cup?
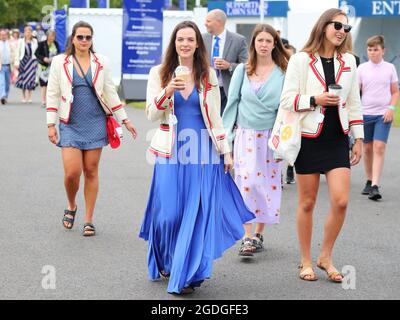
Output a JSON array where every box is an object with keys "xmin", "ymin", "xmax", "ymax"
[
  {"xmin": 175, "ymin": 66, "xmax": 190, "ymax": 83},
  {"xmin": 328, "ymin": 84, "xmax": 342, "ymax": 97}
]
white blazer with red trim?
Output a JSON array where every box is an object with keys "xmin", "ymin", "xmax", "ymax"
[
  {"xmin": 146, "ymin": 65, "xmax": 230, "ymax": 158},
  {"xmin": 280, "ymin": 51, "xmax": 364, "ymax": 139},
  {"xmin": 46, "ymin": 52, "xmax": 127, "ymax": 125}
]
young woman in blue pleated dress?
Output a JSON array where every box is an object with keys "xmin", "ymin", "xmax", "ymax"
[{"xmin": 140, "ymin": 21, "xmax": 255, "ymax": 295}]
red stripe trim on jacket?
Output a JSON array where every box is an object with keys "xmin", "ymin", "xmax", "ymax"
[
  {"xmin": 93, "ymin": 53, "xmax": 103, "ymax": 86},
  {"xmin": 149, "ymin": 147, "xmax": 172, "ymax": 158},
  {"xmin": 349, "ymin": 120, "xmax": 363, "ymax": 126},
  {"xmin": 112, "ymin": 104, "xmax": 122, "ymax": 112},
  {"xmin": 336, "ymin": 53, "xmax": 345, "ymax": 84},
  {"xmin": 160, "ymin": 124, "xmax": 169, "ymax": 131},
  {"xmin": 294, "ymin": 95, "xmax": 299, "ymax": 111},
  {"xmin": 309, "ymin": 53, "xmax": 326, "ymax": 88},
  {"xmin": 92, "ymin": 53, "xmax": 102, "ymax": 86},
  {"xmin": 155, "ymin": 96, "xmax": 167, "ymax": 110},
  {"xmin": 63, "ymin": 56, "xmax": 72, "ymax": 85},
  {"xmin": 216, "ymin": 134, "xmax": 225, "ymax": 141},
  {"xmin": 202, "ymin": 82, "xmax": 213, "ymax": 129},
  {"xmin": 301, "ymin": 108, "xmax": 326, "ymax": 138},
  {"xmin": 46, "ymin": 108, "xmax": 58, "ymax": 112}
]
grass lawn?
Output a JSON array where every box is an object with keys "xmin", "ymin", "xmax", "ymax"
[
  {"xmin": 394, "ymin": 100, "xmax": 400, "ymax": 127},
  {"xmin": 127, "ymin": 101, "xmax": 146, "ymax": 109}
]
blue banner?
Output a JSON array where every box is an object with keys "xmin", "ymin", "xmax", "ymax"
[
  {"xmin": 122, "ymin": 0, "xmax": 163, "ymax": 75},
  {"xmin": 340, "ymin": 0, "xmax": 400, "ymax": 16},
  {"xmin": 164, "ymin": 0, "xmax": 172, "ymax": 8},
  {"xmin": 54, "ymin": 9, "xmax": 67, "ymax": 52},
  {"xmin": 208, "ymin": 0, "xmax": 288, "ymax": 17},
  {"xmin": 70, "ymin": 0, "xmax": 87, "ymax": 8},
  {"xmin": 97, "ymin": 0, "xmax": 108, "ymax": 8},
  {"xmin": 179, "ymin": 0, "xmax": 187, "ymax": 10}
]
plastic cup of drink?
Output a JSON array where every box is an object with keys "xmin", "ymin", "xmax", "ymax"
[
  {"xmin": 328, "ymin": 84, "xmax": 343, "ymax": 107},
  {"xmin": 213, "ymin": 57, "xmax": 222, "ymax": 68},
  {"xmin": 175, "ymin": 66, "xmax": 190, "ymax": 84},
  {"xmin": 328, "ymin": 84, "xmax": 342, "ymax": 97}
]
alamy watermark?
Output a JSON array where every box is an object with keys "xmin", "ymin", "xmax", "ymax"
[
  {"xmin": 41, "ymin": 265, "xmax": 56, "ymax": 290},
  {"xmin": 341, "ymin": 265, "xmax": 356, "ymax": 290}
]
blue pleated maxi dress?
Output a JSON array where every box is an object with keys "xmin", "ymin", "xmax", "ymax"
[{"xmin": 139, "ymin": 87, "xmax": 255, "ymax": 294}]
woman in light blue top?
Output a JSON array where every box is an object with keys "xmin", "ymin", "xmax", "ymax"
[{"xmin": 223, "ymin": 24, "xmax": 289, "ymax": 257}]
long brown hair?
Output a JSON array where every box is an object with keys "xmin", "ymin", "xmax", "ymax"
[
  {"xmin": 246, "ymin": 24, "xmax": 289, "ymax": 75},
  {"xmin": 65, "ymin": 21, "xmax": 95, "ymax": 56},
  {"xmin": 160, "ymin": 21, "xmax": 209, "ymax": 90},
  {"xmin": 302, "ymin": 8, "xmax": 349, "ymax": 54}
]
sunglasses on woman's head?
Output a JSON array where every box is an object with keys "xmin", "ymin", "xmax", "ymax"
[
  {"xmin": 329, "ymin": 21, "xmax": 352, "ymax": 33},
  {"xmin": 76, "ymin": 35, "xmax": 92, "ymax": 41}
]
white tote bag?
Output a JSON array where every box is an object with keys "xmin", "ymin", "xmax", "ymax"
[
  {"xmin": 268, "ymin": 108, "xmax": 303, "ymax": 166},
  {"xmin": 268, "ymin": 55, "xmax": 309, "ymax": 166}
]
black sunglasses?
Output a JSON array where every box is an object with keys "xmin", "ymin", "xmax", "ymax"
[
  {"xmin": 76, "ymin": 35, "xmax": 92, "ymax": 41},
  {"xmin": 329, "ymin": 21, "xmax": 352, "ymax": 33}
]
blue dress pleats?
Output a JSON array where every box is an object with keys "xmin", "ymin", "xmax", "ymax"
[{"xmin": 139, "ymin": 88, "xmax": 255, "ymax": 294}]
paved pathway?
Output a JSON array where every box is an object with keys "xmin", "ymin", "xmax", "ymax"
[{"xmin": 0, "ymin": 88, "xmax": 399, "ymax": 300}]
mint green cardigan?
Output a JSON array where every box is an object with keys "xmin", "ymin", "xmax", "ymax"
[{"xmin": 222, "ymin": 63, "xmax": 285, "ymax": 148}]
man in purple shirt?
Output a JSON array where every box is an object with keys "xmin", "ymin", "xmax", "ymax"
[{"xmin": 358, "ymin": 35, "xmax": 399, "ymax": 200}]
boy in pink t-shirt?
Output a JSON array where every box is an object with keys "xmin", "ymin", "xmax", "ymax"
[{"xmin": 358, "ymin": 35, "xmax": 399, "ymax": 201}]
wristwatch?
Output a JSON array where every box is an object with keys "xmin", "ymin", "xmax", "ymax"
[{"xmin": 310, "ymin": 96, "xmax": 317, "ymax": 110}]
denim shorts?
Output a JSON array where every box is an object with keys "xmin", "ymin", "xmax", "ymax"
[{"xmin": 363, "ymin": 115, "xmax": 392, "ymax": 144}]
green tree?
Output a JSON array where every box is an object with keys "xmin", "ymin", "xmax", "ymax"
[
  {"xmin": 172, "ymin": 0, "xmax": 208, "ymax": 10},
  {"xmin": 0, "ymin": 0, "xmax": 70, "ymax": 28},
  {"xmin": 0, "ymin": 0, "xmax": 207, "ymax": 28}
]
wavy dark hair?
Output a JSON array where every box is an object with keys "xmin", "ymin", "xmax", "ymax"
[
  {"xmin": 160, "ymin": 21, "xmax": 209, "ymax": 90},
  {"xmin": 246, "ymin": 24, "xmax": 289, "ymax": 75},
  {"xmin": 302, "ymin": 8, "xmax": 349, "ymax": 54},
  {"xmin": 65, "ymin": 21, "xmax": 94, "ymax": 56}
]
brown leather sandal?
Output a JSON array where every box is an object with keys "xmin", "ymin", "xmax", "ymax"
[
  {"xmin": 298, "ymin": 264, "xmax": 318, "ymax": 281},
  {"xmin": 317, "ymin": 262, "xmax": 343, "ymax": 283}
]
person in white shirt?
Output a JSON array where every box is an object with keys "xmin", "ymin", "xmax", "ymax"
[
  {"xmin": 0, "ymin": 29, "xmax": 15, "ymax": 105},
  {"xmin": 202, "ymin": 9, "xmax": 248, "ymax": 114}
]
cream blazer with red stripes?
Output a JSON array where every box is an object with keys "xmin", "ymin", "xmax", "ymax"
[
  {"xmin": 280, "ymin": 51, "xmax": 364, "ymax": 139},
  {"xmin": 146, "ymin": 65, "xmax": 230, "ymax": 158},
  {"xmin": 46, "ymin": 53, "xmax": 127, "ymax": 125}
]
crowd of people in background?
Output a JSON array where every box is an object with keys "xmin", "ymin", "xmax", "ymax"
[{"xmin": 0, "ymin": 24, "xmax": 58, "ymax": 106}]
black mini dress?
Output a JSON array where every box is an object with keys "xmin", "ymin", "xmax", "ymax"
[{"xmin": 295, "ymin": 57, "xmax": 350, "ymax": 174}]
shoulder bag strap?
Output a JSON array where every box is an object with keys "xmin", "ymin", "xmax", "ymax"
[{"xmin": 73, "ymin": 55, "xmax": 112, "ymax": 115}]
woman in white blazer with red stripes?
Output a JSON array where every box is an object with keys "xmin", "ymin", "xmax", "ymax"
[
  {"xmin": 279, "ymin": 9, "xmax": 364, "ymax": 282},
  {"xmin": 46, "ymin": 21, "xmax": 137, "ymax": 236}
]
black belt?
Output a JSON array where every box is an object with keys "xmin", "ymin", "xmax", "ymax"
[{"xmin": 1, "ymin": 64, "xmax": 10, "ymax": 66}]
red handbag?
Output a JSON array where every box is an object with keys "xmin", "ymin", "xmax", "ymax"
[
  {"xmin": 74, "ymin": 56, "xmax": 123, "ymax": 149},
  {"xmin": 106, "ymin": 115, "xmax": 123, "ymax": 149}
]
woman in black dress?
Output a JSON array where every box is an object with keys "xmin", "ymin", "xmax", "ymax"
[{"xmin": 279, "ymin": 9, "xmax": 364, "ymax": 282}]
